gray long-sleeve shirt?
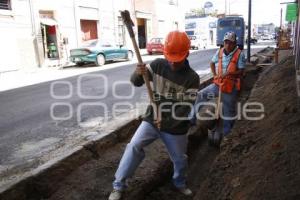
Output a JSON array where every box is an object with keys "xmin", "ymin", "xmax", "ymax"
[{"xmin": 131, "ymin": 58, "xmax": 200, "ymax": 135}]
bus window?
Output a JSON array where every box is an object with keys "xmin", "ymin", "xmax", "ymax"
[
  {"xmin": 216, "ymin": 17, "xmax": 245, "ymax": 49},
  {"xmin": 219, "ymin": 20, "xmax": 241, "ymax": 28}
]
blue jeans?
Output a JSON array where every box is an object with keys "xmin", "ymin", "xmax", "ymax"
[
  {"xmin": 113, "ymin": 121, "xmax": 188, "ymax": 190},
  {"xmin": 190, "ymin": 83, "xmax": 237, "ymax": 136}
]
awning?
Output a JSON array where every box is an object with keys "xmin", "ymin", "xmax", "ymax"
[
  {"xmin": 40, "ymin": 17, "xmax": 58, "ymax": 26},
  {"xmin": 135, "ymin": 11, "xmax": 152, "ymax": 19}
]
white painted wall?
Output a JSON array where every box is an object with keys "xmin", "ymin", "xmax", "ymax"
[
  {"xmin": 185, "ymin": 16, "xmax": 217, "ymax": 45},
  {"xmin": 154, "ymin": 0, "xmax": 185, "ymax": 39},
  {"xmin": 133, "ymin": 0, "xmax": 185, "ymax": 41},
  {"xmin": 0, "ymin": 0, "xmax": 187, "ymax": 70},
  {"xmin": 0, "ymin": 0, "xmax": 38, "ymax": 71}
]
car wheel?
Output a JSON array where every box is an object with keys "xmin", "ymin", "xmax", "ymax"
[
  {"xmin": 96, "ymin": 54, "xmax": 105, "ymax": 66},
  {"xmin": 76, "ymin": 62, "xmax": 84, "ymax": 66},
  {"xmin": 127, "ymin": 51, "xmax": 133, "ymax": 61}
]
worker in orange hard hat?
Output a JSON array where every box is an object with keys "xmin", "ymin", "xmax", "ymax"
[
  {"xmin": 164, "ymin": 30, "xmax": 191, "ymax": 63},
  {"xmin": 189, "ymin": 31, "xmax": 246, "ymax": 147},
  {"xmin": 108, "ymin": 31, "xmax": 200, "ymax": 200}
]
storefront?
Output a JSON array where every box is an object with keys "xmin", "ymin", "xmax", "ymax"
[
  {"xmin": 40, "ymin": 17, "xmax": 59, "ymax": 59},
  {"xmin": 136, "ymin": 11, "xmax": 152, "ymax": 49},
  {"xmin": 39, "ymin": 10, "xmax": 62, "ymax": 61}
]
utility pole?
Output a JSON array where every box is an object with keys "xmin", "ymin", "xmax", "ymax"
[
  {"xmin": 280, "ymin": 8, "xmax": 283, "ymax": 29},
  {"xmin": 229, "ymin": 0, "xmax": 230, "ymax": 15},
  {"xmin": 225, "ymin": 0, "xmax": 227, "ymax": 15},
  {"xmin": 247, "ymin": 0, "xmax": 252, "ymax": 62}
]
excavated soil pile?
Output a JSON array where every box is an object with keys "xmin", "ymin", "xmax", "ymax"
[{"xmin": 195, "ymin": 55, "xmax": 300, "ymax": 200}]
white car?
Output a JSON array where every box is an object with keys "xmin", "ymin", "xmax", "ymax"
[
  {"xmin": 261, "ymin": 34, "xmax": 273, "ymax": 40},
  {"xmin": 189, "ymin": 35, "xmax": 207, "ymax": 50}
]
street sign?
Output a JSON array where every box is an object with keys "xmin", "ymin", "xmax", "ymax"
[
  {"xmin": 286, "ymin": 3, "xmax": 298, "ymax": 22},
  {"xmin": 204, "ymin": 2, "xmax": 213, "ymax": 8}
]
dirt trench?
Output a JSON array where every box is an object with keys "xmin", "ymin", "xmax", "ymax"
[{"xmin": 40, "ymin": 55, "xmax": 261, "ymax": 200}]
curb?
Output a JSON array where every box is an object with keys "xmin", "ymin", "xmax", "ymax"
[{"xmin": 0, "ymin": 119, "xmax": 141, "ymax": 199}]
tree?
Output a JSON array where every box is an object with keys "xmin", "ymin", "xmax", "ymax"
[
  {"xmin": 209, "ymin": 9, "xmax": 218, "ymax": 17},
  {"xmin": 187, "ymin": 8, "xmax": 218, "ymax": 17},
  {"xmin": 189, "ymin": 8, "xmax": 206, "ymax": 17}
]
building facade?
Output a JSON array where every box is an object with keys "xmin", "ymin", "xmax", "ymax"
[
  {"xmin": 185, "ymin": 16, "xmax": 218, "ymax": 46},
  {"xmin": 0, "ymin": 0, "xmax": 39, "ymax": 72},
  {"xmin": 253, "ymin": 23, "xmax": 276, "ymax": 36},
  {"xmin": 0, "ymin": 0, "xmax": 185, "ymax": 71}
]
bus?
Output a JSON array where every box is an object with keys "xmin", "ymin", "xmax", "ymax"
[{"xmin": 216, "ymin": 16, "xmax": 245, "ymax": 49}]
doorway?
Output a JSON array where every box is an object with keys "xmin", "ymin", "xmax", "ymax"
[
  {"xmin": 40, "ymin": 11, "xmax": 59, "ymax": 60},
  {"xmin": 40, "ymin": 24, "xmax": 59, "ymax": 59},
  {"xmin": 210, "ymin": 30, "xmax": 214, "ymax": 45},
  {"xmin": 137, "ymin": 18, "xmax": 147, "ymax": 49}
]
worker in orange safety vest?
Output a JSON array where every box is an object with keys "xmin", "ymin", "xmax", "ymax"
[{"xmin": 189, "ymin": 31, "xmax": 246, "ymax": 143}]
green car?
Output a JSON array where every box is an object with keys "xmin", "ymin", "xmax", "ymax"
[{"xmin": 70, "ymin": 40, "xmax": 134, "ymax": 66}]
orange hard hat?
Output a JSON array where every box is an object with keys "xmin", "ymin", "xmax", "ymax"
[{"xmin": 163, "ymin": 31, "xmax": 190, "ymax": 62}]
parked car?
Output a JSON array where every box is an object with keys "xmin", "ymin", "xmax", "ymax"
[
  {"xmin": 189, "ymin": 35, "xmax": 207, "ymax": 50},
  {"xmin": 246, "ymin": 37, "xmax": 258, "ymax": 44},
  {"xmin": 146, "ymin": 38, "xmax": 164, "ymax": 55},
  {"xmin": 261, "ymin": 34, "xmax": 273, "ymax": 40},
  {"xmin": 70, "ymin": 39, "xmax": 133, "ymax": 66}
]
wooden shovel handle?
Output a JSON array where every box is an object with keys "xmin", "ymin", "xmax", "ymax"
[
  {"xmin": 216, "ymin": 85, "xmax": 222, "ymax": 119},
  {"xmin": 120, "ymin": 10, "xmax": 160, "ymax": 127}
]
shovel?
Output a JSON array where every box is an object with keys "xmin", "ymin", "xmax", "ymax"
[
  {"xmin": 120, "ymin": 10, "xmax": 160, "ymax": 129},
  {"xmin": 208, "ymin": 84, "xmax": 223, "ymax": 147}
]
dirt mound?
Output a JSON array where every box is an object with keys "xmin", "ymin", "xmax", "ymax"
[{"xmin": 194, "ymin": 56, "xmax": 300, "ymax": 200}]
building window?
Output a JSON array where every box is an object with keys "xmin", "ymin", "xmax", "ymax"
[
  {"xmin": 118, "ymin": 17, "xmax": 125, "ymax": 46},
  {"xmin": 0, "ymin": 0, "xmax": 11, "ymax": 10}
]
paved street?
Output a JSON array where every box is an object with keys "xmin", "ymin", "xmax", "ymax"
[{"xmin": 0, "ymin": 44, "xmax": 269, "ymax": 183}]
